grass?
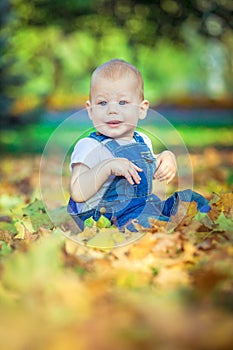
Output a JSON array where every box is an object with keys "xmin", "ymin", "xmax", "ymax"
[{"xmin": 1, "ymin": 123, "xmax": 232, "ymax": 155}]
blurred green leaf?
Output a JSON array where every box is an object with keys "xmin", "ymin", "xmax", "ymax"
[
  {"xmin": 84, "ymin": 216, "xmax": 95, "ymax": 228},
  {"xmin": 96, "ymin": 215, "xmax": 112, "ymax": 229},
  {"xmin": 22, "ymin": 199, "xmax": 54, "ymax": 230},
  {"xmin": 214, "ymin": 212, "xmax": 233, "ymax": 232},
  {"xmin": 1, "ymin": 231, "xmax": 64, "ymax": 292},
  {"xmin": 0, "ymin": 241, "xmax": 12, "ymax": 257},
  {"xmin": 0, "ymin": 222, "xmax": 17, "ymax": 235}
]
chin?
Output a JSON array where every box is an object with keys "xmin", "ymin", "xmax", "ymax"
[{"xmin": 96, "ymin": 127, "xmax": 119, "ymax": 138}]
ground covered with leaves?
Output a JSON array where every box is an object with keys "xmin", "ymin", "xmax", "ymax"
[{"xmin": 0, "ymin": 147, "xmax": 233, "ymax": 350}]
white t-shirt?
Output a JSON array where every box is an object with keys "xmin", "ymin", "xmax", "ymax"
[{"xmin": 70, "ymin": 131, "xmax": 155, "ymax": 213}]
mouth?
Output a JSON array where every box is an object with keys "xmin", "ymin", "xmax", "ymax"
[{"xmin": 106, "ymin": 120, "xmax": 122, "ymax": 128}]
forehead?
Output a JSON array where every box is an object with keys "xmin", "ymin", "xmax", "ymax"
[
  {"xmin": 91, "ymin": 74, "xmax": 138, "ymax": 90},
  {"xmin": 90, "ymin": 75, "xmax": 141, "ymax": 101}
]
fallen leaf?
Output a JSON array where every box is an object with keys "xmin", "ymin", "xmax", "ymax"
[{"xmin": 214, "ymin": 212, "xmax": 233, "ymax": 232}]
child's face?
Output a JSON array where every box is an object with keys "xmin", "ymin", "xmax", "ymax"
[{"xmin": 86, "ymin": 75, "xmax": 149, "ymax": 140}]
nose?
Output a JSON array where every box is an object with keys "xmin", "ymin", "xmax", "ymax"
[{"xmin": 107, "ymin": 101, "xmax": 118, "ymax": 114}]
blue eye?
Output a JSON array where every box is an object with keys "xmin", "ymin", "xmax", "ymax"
[
  {"xmin": 119, "ymin": 100, "xmax": 127, "ymax": 105},
  {"xmin": 98, "ymin": 101, "xmax": 107, "ymax": 106}
]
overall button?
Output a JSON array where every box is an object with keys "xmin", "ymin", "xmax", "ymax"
[{"xmin": 100, "ymin": 207, "xmax": 106, "ymax": 214}]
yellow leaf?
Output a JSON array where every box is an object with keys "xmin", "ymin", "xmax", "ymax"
[
  {"xmin": 87, "ymin": 228, "xmax": 125, "ymax": 250},
  {"xmin": 14, "ymin": 221, "xmax": 26, "ymax": 239},
  {"xmin": 219, "ymin": 193, "xmax": 233, "ymax": 218},
  {"xmin": 156, "ymin": 265, "xmax": 190, "ymax": 288},
  {"xmin": 96, "ymin": 215, "xmax": 111, "ymax": 228},
  {"xmin": 187, "ymin": 201, "xmax": 198, "ymax": 218},
  {"xmin": 65, "ymin": 238, "xmax": 79, "ymax": 255},
  {"xmin": 129, "ymin": 234, "xmax": 156, "ymax": 259}
]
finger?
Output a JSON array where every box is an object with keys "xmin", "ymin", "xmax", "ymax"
[
  {"xmin": 154, "ymin": 167, "xmax": 170, "ymax": 180},
  {"xmin": 123, "ymin": 166, "xmax": 141, "ymax": 185},
  {"xmin": 159, "ymin": 171, "xmax": 175, "ymax": 183},
  {"xmin": 129, "ymin": 168, "xmax": 141, "ymax": 184},
  {"xmin": 132, "ymin": 163, "xmax": 143, "ymax": 172},
  {"xmin": 154, "ymin": 161, "xmax": 167, "ymax": 175},
  {"xmin": 166, "ymin": 172, "xmax": 176, "ymax": 184},
  {"xmin": 124, "ymin": 172, "xmax": 135, "ymax": 185},
  {"xmin": 155, "ymin": 156, "xmax": 162, "ymax": 168},
  {"xmin": 156, "ymin": 169, "xmax": 174, "ymax": 182}
]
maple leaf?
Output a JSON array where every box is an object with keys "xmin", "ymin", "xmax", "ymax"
[
  {"xmin": 217, "ymin": 193, "xmax": 233, "ymax": 218},
  {"xmin": 96, "ymin": 215, "xmax": 112, "ymax": 229},
  {"xmin": 209, "ymin": 192, "xmax": 233, "ymax": 221},
  {"xmin": 22, "ymin": 199, "xmax": 54, "ymax": 230},
  {"xmin": 84, "ymin": 216, "xmax": 95, "ymax": 228},
  {"xmin": 214, "ymin": 212, "xmax": 233, "ymax": 232},
  {"xmin": 49, "ymin": 206, "xmax": 71, "ymax": 226},
  {"xmin": 208, "ymin": 203, "xmax": 221, "ymax": 222},
  {"xmin": 194, "ymin": 211, "xmax": 214, "ymax": 230}
]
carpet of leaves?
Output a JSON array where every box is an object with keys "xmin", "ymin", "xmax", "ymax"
[{"xmin": 0, "ymin": 147, "xmax": 233, "ymax": 350}]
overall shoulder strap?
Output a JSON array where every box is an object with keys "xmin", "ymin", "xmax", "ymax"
[
  {"xmin": 89, "ymin": 131, "xmax": 147, "ymax": 154},
  {"xmin": 133, "ymin": 131, "xmax": 147, "ymax": 144},
  {"xmin": 104, "ymin": 132, "xmax": 149, "ymax": 154},
  {"xmin": 104, "ymin": 139, "xmax": 121, "ymax": 153},
  {"xmin": 88, "ymin": 131, "xmax": 109, "ymax": 142},
  {"xmin": 88, "ymin": 131, "xmax": 120, "ymax": 153},
  {"xmin": 134, "ymin": 132, "xmax": 154, "ymax": 156}
]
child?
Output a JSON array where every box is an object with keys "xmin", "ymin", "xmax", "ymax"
[{"xmin": 68, "ymin": 59, "xmax": 210, "ymax": 231}]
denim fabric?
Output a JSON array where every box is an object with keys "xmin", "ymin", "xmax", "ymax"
[{"xmin": 68, "ymin": 132, "xmax": 210, "ymax": 231}]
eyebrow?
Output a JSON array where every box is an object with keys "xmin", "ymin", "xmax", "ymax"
[{"xmin": 94, "ymin": 95, "xmax": 108, "ymax": 100}]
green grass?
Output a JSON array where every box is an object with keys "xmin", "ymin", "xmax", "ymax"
[
  {"xmin": 0, "ymin": 123, "xmax": 232, "ymax": 154},
  {"xmin": 142, "ymin": 125, "xmax": 233, "ymax": 152}
]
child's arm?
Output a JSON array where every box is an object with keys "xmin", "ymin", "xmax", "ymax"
[
  {"xmin": 153, "ymin": 150, "xmax": 177, "ymax": 184},
  {"xmin": 70, "ymin": 158, "xmax": 143, "ymax": 202}
]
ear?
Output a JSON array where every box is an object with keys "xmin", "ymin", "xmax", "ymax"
[
  {"xmin": 86, "ymin": 100, "xmax": 92, "ymax": 120},
  {"xmin": 139, "ymin": 100, "xmax": 149, "ymax": 120}
]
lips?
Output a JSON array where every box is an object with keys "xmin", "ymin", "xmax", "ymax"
[{"xmin": 106, "ymin": 120, "xmax": 122, "ymax": 128}]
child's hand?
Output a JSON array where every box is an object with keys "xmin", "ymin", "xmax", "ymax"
[
  {"xmin": 108, "ymin": 158, "xmax": 143, "ymax": 185},
  {"xmin": 154, "ymin": 151, "xmax": 177, "ymax": 184}
]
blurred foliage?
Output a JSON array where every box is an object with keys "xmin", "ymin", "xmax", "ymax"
[
  {"xmin": 0, "ymin": 0, "xmax": 25, "ymax": 127},
  {"xmin": 0, "ymin": 123, "xmax": 233, "ymax": 154},
  {"xmin": 0, "ymin": 0, "xmax": 232, "ymax": 126}
]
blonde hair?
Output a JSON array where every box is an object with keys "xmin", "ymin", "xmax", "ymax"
[{"xmin": 90, "ymin": 59, "xmax": 144, "ymax": 100}]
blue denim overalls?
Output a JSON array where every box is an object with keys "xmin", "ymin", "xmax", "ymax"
[{"xmin": 68, "ymin": 132, "xmax": 210, "ymax": 231}]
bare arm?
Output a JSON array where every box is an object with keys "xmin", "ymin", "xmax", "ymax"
[{"xmin": 70, "ymin": 158, "xmax": 143, "ymax": 202}]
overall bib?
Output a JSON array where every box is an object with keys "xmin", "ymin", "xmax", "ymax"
[{"xmin": 68, "ymin": 132, "xmax": 210, "ymax": 231}]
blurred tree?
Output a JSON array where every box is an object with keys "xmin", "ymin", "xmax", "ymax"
[
  {"xmin": 12, "ymin": 0, "xmax": 233, "ymax": 90},
  {"xmin": 1, "ymin": 0, "xmax": 232, "ymax": 126},
  {"xmin": 0, "ymin": 0, "xmax": 25, "ymax": 127},
  {"xmin": 13, "ymin": 0, "xmax": 232, "ymax": 43}
]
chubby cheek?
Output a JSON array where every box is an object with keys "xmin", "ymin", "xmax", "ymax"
[
  {"xmin": 90, "ymin": 110, "xmax": 105, "ymax": 125},
  {"xmin": 127, "ymin": 109, "xmax": 140, "ymax": 125},
  {"xmin": 128, "ymin": 105, "xmax": 140, "ymax": 116},
  {"xmin": 93, "ymin": 118, "xmax": 108, "ymax": 132}
]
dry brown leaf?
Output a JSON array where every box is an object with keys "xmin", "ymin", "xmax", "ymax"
[
  {"xmin": 155, "ymin": 265, "xmax": 190, "ymax": 288},
  {"xmin": 218, "ymin": 193, "xmax": 233, "ymax": 218},
  {"xmin": 126, "ymin": 233, "xmax": 157, "ymax": 259},
  {"xmin": 208, "ymin": 203, "xmax": 221, "ymax": 222},
  {"xmin": 197, "ymin": 238, "xmax": 215, "ymax": 251},
  {"xmin": 151, "ymin": 232, "xmax": 184, "ymax": 258}
]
